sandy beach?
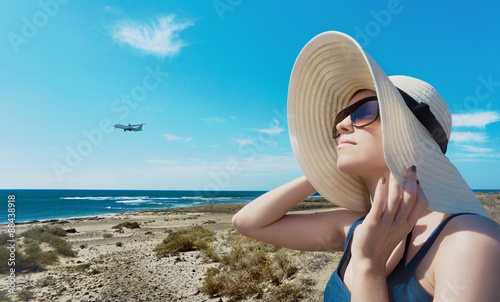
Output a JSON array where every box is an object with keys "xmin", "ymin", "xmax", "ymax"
[{"xmin": 1, "ymin": 194, "xmax": 499, "ymax": 302}]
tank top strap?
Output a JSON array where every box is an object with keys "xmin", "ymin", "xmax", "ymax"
[
  {"xmin": 404, "ymin": 212, "xmax": 477, "ymax": 271},
  {"xmin": 344, "ymin": 215, "xmax": 366, "ymax": 250},
  {"xmin": 338, "ymin": 215, "xmax": 366, "ymax": 279},
  {"xmin": 401, "ymin": 228, "xmax": 414, "ymax": 262}
]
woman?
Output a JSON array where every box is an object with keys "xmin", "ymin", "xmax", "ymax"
[{"xmin": 232, "ymin": 32, "xmax": 500, "ymax": 301}]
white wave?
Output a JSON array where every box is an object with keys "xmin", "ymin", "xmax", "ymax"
[
  {"xmin": 115, "ymin": 199, "xmax": 149, "ymax": 204},
  {"xmin": 60, "ymin": 196, "xmax": 110, "ymax": 200},
  {"xmin": 61, "ymin": 196, "xmax": 149, "ymax": 201},
  {"xmin": 61, "ymin": 195, "xmax": 247, "ymax": 204},
  {"xmin": 179, "ymin": 196, "xmax": 238, "ymax": 201},
  {"xmin": 113, "ymin": 196, "xmax": 149, "ymax": 200}
]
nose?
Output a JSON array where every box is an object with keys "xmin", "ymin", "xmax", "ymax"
[{"xmin": 336, "ymin": 115, "xmax": 354, "ymax": 137}]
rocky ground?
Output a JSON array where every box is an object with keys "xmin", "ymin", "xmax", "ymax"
[
  {"xmin": 2, "ymin": 194, "xmax": 498, "ymax": 302},
  {"xmin": 1, "ymin": 201, "xmax": 340, "ymax": 301}
]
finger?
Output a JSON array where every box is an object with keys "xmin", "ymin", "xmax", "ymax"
[
  {"xmin": 395, "ymin": 166, "xmax": 418, "ymax": 222},
  {"xmin": 385, "ymin": 172, "xmax": 403, "ymax": 220},
  {"xmin": 407, "ymin": 181, "xmax": 429, "ymax": 224},
  {"xmin": 368, "ymin": 177, "xmax": 387, "ymax": 221}
]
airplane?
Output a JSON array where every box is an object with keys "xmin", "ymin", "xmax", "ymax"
[{"xmin": 113, "ymin": 123, "xmax": 146, "ymax": 132}]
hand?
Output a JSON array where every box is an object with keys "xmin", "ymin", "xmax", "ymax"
[{"xmin": 351, "ymin": 166, "xmax": 429, "ymax": 272}]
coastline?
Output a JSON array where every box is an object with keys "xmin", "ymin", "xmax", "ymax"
[
  {"xmin": 1, "ymin": 194, "xmax": 498, "ymax": 301},
  {"xmin": 1, "ymin": 200, "xmax": 339, "ymax": 302},
  {"xmin": 0, "ymin": 196, "xmax": 330, "ymax": 226}
]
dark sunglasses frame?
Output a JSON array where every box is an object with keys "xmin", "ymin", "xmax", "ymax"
[{"xmin": 332, "ymin": 96, "xmax": 379, "ymax": 139}]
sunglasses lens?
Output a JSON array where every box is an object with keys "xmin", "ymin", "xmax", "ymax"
[
  {"xmin": 351, "ymin": 101, "xmax": 378, "ymax": 127},
  {"xmin": 332, "ymin": 98, "xmax": 378, "ymax": 139}
]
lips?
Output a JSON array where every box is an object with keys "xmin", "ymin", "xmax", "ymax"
[{"xmin": 337, "ymin": 139, "xmax": 356, "ymax": 149}]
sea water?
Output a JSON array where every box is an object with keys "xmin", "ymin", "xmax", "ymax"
[{"xmin": 0, "ymin": 189, "xmax": 270, "ymax": 224}]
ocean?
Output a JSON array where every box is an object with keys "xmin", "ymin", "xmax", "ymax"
[{"xmin": 0, "ymin": 189, "xmax": 271, "ymax": 224}]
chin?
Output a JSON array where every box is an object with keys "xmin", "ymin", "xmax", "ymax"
[
  {"xmin": 337, "ymin": 159, "xmax": 361, "ymax": 176},
  {"xmin": 338, "ymin": 157, "xmax": 389, "ymax": 178}
]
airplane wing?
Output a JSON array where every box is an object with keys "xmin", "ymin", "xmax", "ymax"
[
  {"xmin": 114, "ymin": 124, "xmax": 127, "ymax": 129},
  {"xmin": 129, "ymin": 123, "xmax": 145, "ymax": 127}
]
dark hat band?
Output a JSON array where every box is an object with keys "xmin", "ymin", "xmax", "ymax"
[{"xmin": 397, "ymin": 88, "xmax": 448, "ymax": 154}]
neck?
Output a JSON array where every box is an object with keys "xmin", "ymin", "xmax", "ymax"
[
  {"xmin": 362, "ymin": 171, "xmax": 437, "ymax": 219},
  {"xmin": 362, "ymin": 171, "xmax": 391, "ymax": 203}
]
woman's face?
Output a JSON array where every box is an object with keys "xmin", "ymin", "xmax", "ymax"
[{"xmin": 336, "ymin": 90, "xmax": 389, "ymax": 177}]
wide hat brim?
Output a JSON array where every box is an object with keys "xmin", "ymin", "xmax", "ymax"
[{"xmin": 287, "ymin": 31, "xmax": 489, "ymax": 217}]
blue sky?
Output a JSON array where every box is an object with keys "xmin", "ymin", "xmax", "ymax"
[{"xmin": 1, "ymin": 0, "xmax": 499, "ymax": 191}]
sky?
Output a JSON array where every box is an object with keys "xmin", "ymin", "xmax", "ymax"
[{"xmin": 1, "ymin": 0, "xmax": 499, "ymax": 191}]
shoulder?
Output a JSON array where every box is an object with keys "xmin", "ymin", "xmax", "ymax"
[
  {"xmin": 436, "ymin": 214, "xmax": 500, "ymax": 259},
  {"xmin": 439, "ymin": 214, "xmax": 500, "ymax": 246},
  {"xmin": 433, "ymin": 214, "xmax": 500, "ymax": 300}
]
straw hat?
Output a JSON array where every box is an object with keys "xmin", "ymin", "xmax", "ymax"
[{"xmin": 287, "ymin": 31, "xmax": 489, "ymax": 217}]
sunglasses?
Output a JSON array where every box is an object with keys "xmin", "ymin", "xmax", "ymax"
[{"xmin": 332, "ymin": 96, "xmax": 379, "ymax": 139}]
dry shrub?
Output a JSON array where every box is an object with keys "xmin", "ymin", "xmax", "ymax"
[
  {"xmin": 112, "ymin": 221, "xmax": 140, "ymax": 230},
  {"xmin": 21, "ymin": 226, "xmax": 76, "ymax": 257},
  {"xmin": 67, "ymin": 263, "xmax": 91, "ymax": 271},
  {"xmin": 24, "ymin": 245, "xmax": 59, "ymax": 265},
  {"xmin": 267, "ymin": 283, "xmax": 304, "ymax": 302},
  {"xmin": 1, "ymin": 226, "xmax": 77, "ymax": 273},
  {"xmin": 154, "ymin": 225, "xmax": 214, "ymax": 257},
  {"xmin": 0, "ymin": 289, "xmax": 12, "ymax": 302},
  {"xmin": 200, "ymin": 231, "xmax": 301, "ymax": 301},
  {"xmin": 476, "ymin": 193, "xmax": 500, "ymax": 223}
]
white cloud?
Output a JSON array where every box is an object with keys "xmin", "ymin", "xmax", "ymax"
[
  {"xmin": 235, "ymin": 139, "xmax": 253, "ymax": 146},
  {"xmin": 448, "ymin": 152, "xmax": 500, "ymax": 162},
  {"xmin": 145, "ymin": 154, "xmax": 299, "ymax": 177},
  {"xmin": 448, "ymin": 145, "xmax": 498, "ymax": 162},
  {"xmin": 250, "ymin": 120, "xmax": 285, "ymax": 135},
  {"xmin": 452, "ymin": 111, "xmax": 500, "ymax": 128},
  {"xmin": 450, "ymin": 132, "xmax": 487, "ymax": 143},
  {"xmin": 163, "ymin": 134, "xmax": 194, "ymax": 144},
  {"xmin": 110, "ymin": 15, "xmax": 194, "ymax": 57},
  {"xmin": 459, "ymin": 145, "xmax": 494, "ymax": 153},
  {"xmin": 201, "ymin": 117, "xmax": 226, "ymax": 124},
  {"xmin": 103, "ymin": 6, "xmax": 125, "ymax": 16},
  {"xmin": 163, "ymin": 134, "xmax": 182, "ymax": 141},
  {"xmin": 235, "ymin": 154, "xmax": 298, "ymax": 174},
  {"xmin": 146, "ymin": 158, "xmax": 178, "ymax": 165}
]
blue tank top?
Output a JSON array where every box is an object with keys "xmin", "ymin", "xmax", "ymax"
[{"xmin": 324, "ymin": 213, "xmax": 475, "ymax": 301}]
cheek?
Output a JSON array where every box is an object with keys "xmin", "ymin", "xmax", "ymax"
[
  {"xmin": 336, "ymin": 135, "xmax": 386, "ymax": 175},
  {"xmin": 363, "ymin": 136, "xmax": 385, "ymax": 165}
]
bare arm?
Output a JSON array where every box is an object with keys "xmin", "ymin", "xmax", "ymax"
[
  {"xmin": 434, "ymin": 215, "xmax": 500, "ymax": 301},
  {"xmin": 232, "ymin": 176, "xmax": 364, "ymax": 251}
]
